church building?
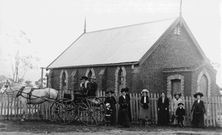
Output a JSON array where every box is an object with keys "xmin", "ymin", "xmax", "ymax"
[{"xmin": 47, "ymin": 17, "xmax": 219, "ymax": 98}]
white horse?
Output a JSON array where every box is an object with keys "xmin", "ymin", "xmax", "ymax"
[{"xmin": 0, "ymin": 82, "xmax": 58, "ymax": 121}]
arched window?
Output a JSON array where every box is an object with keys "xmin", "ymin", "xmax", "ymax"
[
  {"xmin": 85, "ymin": 68, "xmax": 96, "ymax": 79},
  {"xmin": 62, "ymin": 72, "xmax": 66, "ymax": 88},
  {"xmin": 200, "ymin": 75, "xmax": 208, "ymax": 96},
  {"xmin": 71, "ymin": 70, "xmax": 78, "ymax": 91},
  {"xmin": 197, "ymin": 70, "xmax": 211, "ymax": 97},
  {"xmin": 59, "ymin": 70, "xmax": 69, "ymax": 98},
  {"xmin": 115, "ymin": 66, "xmax": 126, "ymax": 94},
  {"xmin": 47, "ymin": 70, "xmax": 52, "ymax": 88},
  {"xmin": 88, "ymin": 70, "xmax": 93, "ymax": 79},
  {"xmin": 118, "ymin": 68, "xmax": 123, "ymax": 91}
]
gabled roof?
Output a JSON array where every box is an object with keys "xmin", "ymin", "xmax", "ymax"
[{"xmin": 47, "ymin": 18, "xmax": 177, "ymax": 69}]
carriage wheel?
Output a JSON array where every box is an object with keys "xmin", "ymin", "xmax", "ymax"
[
  {"xmin": 50, "ymin": 101, "xmax": 66, "ymax": 122},
  {"xmin": 63, "ymin": 102, "xmax": 81, "ymax": 123},
  {"xmin": 50, "ymin": 100, "xmax": 81, "ymax": 124},
  {"xmin": 79, "ymin": 98, "xmax": 106, "ymax": 125}
]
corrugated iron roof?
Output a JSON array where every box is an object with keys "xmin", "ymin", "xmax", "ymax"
[{"xmin": 48, "ymin": 18, "xmax": 176, "ymax": 69}]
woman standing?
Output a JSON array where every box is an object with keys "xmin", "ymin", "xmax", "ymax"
[
  {"xmin": 104, "ymin": 90, "xmax": 116, "ymax": 125},
  {"xmin": 139, "ymin": 89, "xmax": 150, "ymax": 125},
  {"xmin": 191, "ymin": 92, "xmax": 206, "ymax": 128},
  {"xmin": 124, "ymin": 87, "xmax": 132, "ymax": 122},
  {"xmin": 118, "ymin": 88, "xmax": 130, "ymax": 127},
  {"xmin": 157, "ymin": 92, "xmax": 170, "ymax": 126}
]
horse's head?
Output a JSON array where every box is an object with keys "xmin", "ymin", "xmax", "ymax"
[{"xmin": 0, "ymin": 83, "xmax": 10, "ymax": 94}]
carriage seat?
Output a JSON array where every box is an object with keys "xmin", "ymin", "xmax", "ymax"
[{"xmin": 63, "ymin": 93, "xmax": 72, "ymax": 99}]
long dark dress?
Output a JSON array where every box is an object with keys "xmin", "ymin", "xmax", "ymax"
[
  {"xmin": 118, "ymin": 95, "xmax": 130, "ymax": 127},
  {"xmin": 191, "ymin": 100, "xmax": 206, "ymax": 128},
  {"xmin": 104, "ymin": 96, "xmax": 116, "ymax": 125},
  {"xmin": 88, "ymin": 81, "xmax": 97, "ymax": 97},
  {"xmin": 157, "ymin": 97, "xmax": 170, "ymax": 125},
  {"xmin": 126, "ymin": 93, "xmax": 132, "ymax": 122}
]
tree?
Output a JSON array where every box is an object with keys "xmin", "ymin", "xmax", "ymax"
[
  {"xmin": 35, "ymin": 77, "xmax": 47, "ymax": 88},
  {"xmin": 35, "ymin": 78, "xmax": 41, "ymax": 88},
  {"xmin": 0, "ymin": 75, "xmax": 8, "ymax": 88},
  {"xmin": 11, "ymin": 51, "xmax": 34, "ymax": 82},
  {"xmin": 2, "ymin": 29, "xmax": 38, "ymax": 83},
  {"xmin": 25, "ymin": 80, "xmax": 33, "ymax": 87}
]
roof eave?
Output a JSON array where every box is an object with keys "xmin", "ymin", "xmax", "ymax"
[
  {"xmin": 46, "ymin": 33, "xmax": 84, "ymax": 69},
  {"xmin": 47, "ymin": 61, "xmax": 139, "ymax": 70}
]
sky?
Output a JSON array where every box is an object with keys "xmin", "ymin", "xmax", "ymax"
[{"xmin": 0, "ymin": 0, "xmax": 221, "ymax": 86}]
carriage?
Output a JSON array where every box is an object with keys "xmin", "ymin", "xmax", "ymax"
[
  {"xmin": 49, "ymin": 91, "xmax": 107, "ymax": 125},
  {"xmin": 0, "ymin": 83, "xmax": 107, "ymax": 125}
]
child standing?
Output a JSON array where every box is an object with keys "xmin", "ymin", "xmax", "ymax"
[
  {"xmin": 176, "ymin": 102, "xmax": 185, "ymax": 127},
  {"xmin": 104, "ymin": 90, "xmax": 116, "ymax": 125}
]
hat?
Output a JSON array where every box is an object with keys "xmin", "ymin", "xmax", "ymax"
[
  {"xmin": 124, "ymin": 87, "xmax": 129, "ymax": 92},
  {"xmin": 174, "ymin": 93, "xmax": 182, "ymax": 97},
  {"xmin": 141, "ymin": 89, "xmax": 149, "ymax": 94},
  {"xmin": 90, "ymin": 76, "xmax": 96, "ymax": 79},
  {"xmin": 193, "ymin": 92, "xmax": 203, "ymax": 98},
  {"xmin": 178, "ymin": 102, "xmax": 184, "ymax": 106},
  {"xmin": 121, "ymin": 88, "xmax": 127, "ymax": 93},
  {"xmin": 80, "ymin": 76, "xmax": 88, "ymax": 80},
  {"xmin": 106, "ymin": 90, "xmax": 114, "ymax": 94}
]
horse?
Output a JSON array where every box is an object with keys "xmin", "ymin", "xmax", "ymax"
[{"xmin": 0, "ymin": 82, "xmax": 59, "ymax": 121}]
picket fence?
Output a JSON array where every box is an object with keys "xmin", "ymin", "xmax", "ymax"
[{"xmin": 0, "ymin": 92, "xmax": 222, "ymax": 127}]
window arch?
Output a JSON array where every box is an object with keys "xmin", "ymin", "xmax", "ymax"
[
  {"xmin": 48, "ymin": 70, "xmax": 52, "ymax": 88},
  {"xmin": 71, "ymin": 70, "xmax": 78, "ymax": 91},
  {"xmin": 197, "ymin": 70, "xmax": 211, "ymax": 97},
  {"xmin": 59, "ymin": 70, "xmax": 69, "ymax": 98},
  {"xmin": 85, "ymin": 68, "xmax": 96, "ymax": 79},
  {"xmin": 115, "ymin": 66, "xmax": 126, "ymax": 94},
  {"xmin": 62, "ymin": 72, "xmax": 66, "ymax": 87}
]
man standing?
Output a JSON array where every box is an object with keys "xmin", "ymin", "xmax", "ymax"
[{"xmin": 88, "ymin": 76, "xmax": 97, "ymax": 97}]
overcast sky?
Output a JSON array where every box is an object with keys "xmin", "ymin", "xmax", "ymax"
[{"xmin": 0, "ymin": 0, "xmax": 221, "ymax": 86}]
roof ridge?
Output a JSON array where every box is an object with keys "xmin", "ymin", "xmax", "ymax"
[{"xmin": 85, "ymin": 17, "xmax": 177, "ymax": 34}]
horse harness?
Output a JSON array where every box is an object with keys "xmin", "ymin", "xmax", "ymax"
[
  {"xmin": 16, "ymin": 86, "xmax": 25, "ymax": 98},
  {"xmin": 16, "ymin": 87, "xmax": 36, "ymax": 101}
]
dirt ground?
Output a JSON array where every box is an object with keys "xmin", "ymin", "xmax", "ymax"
[{"xmin": 0, "ymin": 120, "xmax": 221, "ymax": 135}]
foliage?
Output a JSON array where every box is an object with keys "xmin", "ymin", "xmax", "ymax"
[
  {"xmin": 35, "ymin": 78, "xmax": 41, "ymax": 88},
  {"xmin": 25, "ymin": 80, "xmax": 33, "ymax": 87},
  {"xmin": 11, "ymin": 51, "xmax": 35, "ymax": 83}
]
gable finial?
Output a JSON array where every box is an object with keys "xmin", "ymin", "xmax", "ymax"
[
  {"xmin": 179, "ymin": 0, "xmax": 183, "ymax": 18},
  {"xmin": 84, "ymin": 17, "xmax": 86, "ymax": 33}
]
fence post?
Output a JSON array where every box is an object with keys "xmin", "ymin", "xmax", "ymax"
[
  {"xmin": 154, "ymin": 93, "xmax": 158, "ymax": 124},
  {"xmin": 208, "ymin": 97, "xmax": 211, "ymax": 127},
  {"xmin": 212, "ymin": 97, "xmax": 216, "ymax": 127}
]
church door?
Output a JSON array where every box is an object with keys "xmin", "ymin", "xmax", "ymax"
[{"xmin": 171, "ymin": 79, "xmax": 181, "ymax": 95}]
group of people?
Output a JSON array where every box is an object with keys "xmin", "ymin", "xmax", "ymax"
[
  {"xmin": 79, "ymin": 76, "xmax": 206, "ymax": 128},
  {"xmin": 103, "ymin": 89, "xmax": 206, "ymax": 128},
  {"xmin": 104, "ymin": 88, "xmax": 131, "ymax": 127},
  {"xmin": 79, "ymin": 76, "xmax": 98, "ymax": 97},
  {"xmin": 157, "ymin": 92, "xmax": 206, "ymax": 128},
  {"xmin": 104, "ymin": 88, "xmax": 149, "ymax": 127}
]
